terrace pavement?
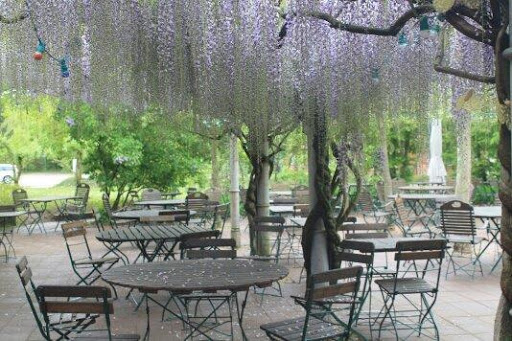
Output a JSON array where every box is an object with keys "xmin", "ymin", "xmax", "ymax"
[{"xmin": 0, "ymin": 219, "xmax": 501, "ymax": 340}]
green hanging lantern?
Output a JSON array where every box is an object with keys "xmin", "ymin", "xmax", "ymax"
[
  {"xmin": 419, "ymin": 16, "xmax": 430, "ymax": 38},
  {"xmin": 398, "ymin": 32, "xmax": 408, "ymax": 47},
  {"xmin": 60, "ymin": 59, "xmax": 70, "ymax": 78}
]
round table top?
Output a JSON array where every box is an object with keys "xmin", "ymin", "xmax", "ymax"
[
  {"xmin": 134, "ymin": 199, "xmax": 185, "ymax": 206},
  {"xmin": 388, "ymin": 194, "xmax": 460, "ymax": 201},
  {"xmin": 102, "ymin": 259, "xmax": 289, "ymax": 294},
  {"xmin": 473, "ymin": 206, "xmax": 501, "ymax": 219},
  {"xmin": 398, "ymin": 185, "xmax": 454, "ymax": 192},
  {"xmin": 113, "ymin": 209, "xmax": 177, "ymax": 220}
]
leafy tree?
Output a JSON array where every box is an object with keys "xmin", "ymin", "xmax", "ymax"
[
  {"xmin": 0, "ymin": 92, "xmax": 69, "ymax": 182},
  {"xmin": 63, "ymin": 103, "xmax": 208, "ymax": 208}
]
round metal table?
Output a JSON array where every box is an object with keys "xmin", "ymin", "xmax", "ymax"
[{"xmin": 102, "ymin": 259, "xmax": 289, "ymax": 340}]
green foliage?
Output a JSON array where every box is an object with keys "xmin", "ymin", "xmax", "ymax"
[
  {"xmin": 387, "ymin": 115, "xmax": 427, "ymax": 181},
  {"xmin": 61, "ymin": 103, "xmax": 210, "ymax": 207},
  {"xmin": 0, "ymin": 184, "xmax": 19, "ymax": 204},
  {"xmin": 0, "ymin": 92, "xmax": 70, "ymax": 177}
]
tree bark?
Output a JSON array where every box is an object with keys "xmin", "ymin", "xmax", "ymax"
[{"xmin": 376, "ymin": 111, "xmax": 393, "ymax": 199}]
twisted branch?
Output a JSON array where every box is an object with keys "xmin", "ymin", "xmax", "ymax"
[{"xmin": 434, "ymin": 27, "xmax": 495, "ymax": 83}]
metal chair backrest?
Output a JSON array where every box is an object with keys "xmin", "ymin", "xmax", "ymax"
[
  {"xmin": 15, "ymin": 256, "xmax": 47, "ymax": 339},
  {"xmin": 392, "ymin": 195, "xmax": 409, "ymax": 234},
  {"xmin": 37, "ymin": 285, "xmax": 114, "ymax": 340},
  {"xmin": 303, "ymin": 266, "xmax": 363, "ymax": 339},
  {"xmin": 337, "ymin": 241, "xmax": 374, "ymax": 307},
  {"xmin": 211, "ymin": 203, "xmax": 230, "ymax": 233},
  {"xmin": 440, "ymin": 200, "xmax": 477, "ymax": 239},
  {"xmin": 252, "ymin": 216, "xmax": 285, "ymax": 261},
  {"xmin": 338, "ymin": 223, "xmax": 389, "ymax": 240},
  {"xmin": 92, "ymin": 207, "xmax": 106, "ymax": 232},
  {"xmin": 179, "ymin": 230, "xmax": 221, "ymax": 258},
  {"xmin": 75, "ymin": 183, "xmax": 90, "ymax": 205},
  {"xmin": 61, "ymin": 221, "xmax": 93, "ymax": 264},
  {"xmin": 141, "ymin": 188, "xmax": 162, "ymax": 201},
  {"xmin": 356, "ymin": 188, "xmax": 375, "ymax": 213},
  {"xmin": 392, "ymin": 239, "xmax": 447, "ymax": 291},
  {"xmin": 159, "ymin": 209, "xmax": 190, "ymax": 224},
  {"xmin": 273, "ymin": 197, "xmax": 298, "ymax": 206},
  {"xmin": 186, "ymin": 192, "xmax": 209, "ymax": 200},
  {"xmin": 12, "ymin": 188, "xmax": 28, "ymax": 206},
  {"xmin": 102, "ymin": 193, "xmax": 113, "ymax": 219},
  {"xmin": 183, "ymin": 238, "xmax": 237, "ymax": 259}
]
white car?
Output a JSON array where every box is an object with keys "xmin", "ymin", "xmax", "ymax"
[{"xmin": 0, "ymin": 164, "xmax": 16, "ymax": 184}]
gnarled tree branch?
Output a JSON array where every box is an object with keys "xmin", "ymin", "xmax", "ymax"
[
  {"xmin": 308, "ymin": 5, "xmax": 435, "ymax": 37},
  {"xmin": 434, "ymin": 28, "xmax": 495, "ymax": 84}
]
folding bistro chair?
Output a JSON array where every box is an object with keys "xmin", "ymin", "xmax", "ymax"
[
  {"xmin": 249, "ymin": 216, "xmax": 285, "ymax": 299},
  {"xmin": 375, "ymin": 239, "xmax": 447, "ymax": 341},
  {"xmin": 439, "ymin": 200, "xmax": 485, "ymax": 278},
  {"xmin": 16, "ymin": 256, "xmax": 98, "ymax": 340},
  {"xmin": 210, "ymin": 203, "xmax": 230, "ymax": 236},
  {"xmin": 356, "ymin": 187, "xmax": 394, "ymax": 224},
  {"xmin": 102, "ymin": 193, "xmax": 135, "ymax": 228},
  {"xmin": 393, "ymin": 195, "xmax": 434, "ymax": 238},
  {"xmin": 260, "ymin": 266, "xmax": 363, "ymax": 341},
  {"xmin": 37, "ymin": 285, "xmax": 140, "ymax": 341},
  {"xmin": 62, "ymin": 183, "xmax": 90, "ymax": 222},
  {"xmin": 61, "ymin": 221, "xmax": 120, "ymax": 295},
  {"xmin": 12, "ymin": 188, "xmax": 44, "ymax": 234},
  {"xmin": 176, "ymin": 238, "xmax": 238, "ymax": 340},
  {"xmin": 92, "ymin": 208, "xmax": 130, "ymax": 265}
]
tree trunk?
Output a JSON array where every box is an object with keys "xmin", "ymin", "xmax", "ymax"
[
  {"xmin": 495, "ymin": 113, "xmax": 512, "ymax": 340},
  {"xmin": 376, "ymin": 111, "xmax": 393, "ymax": 198},
  {"xmin": 454, "ymin": 110, "xmax": 472, "ymax": 202},
  {"xmin": 305, "ymin": 119, "xmax": 329, "ymax": 275},
  {"xmin": 256, "ymin": 139, "xmax": 271, "ymax": 255}
]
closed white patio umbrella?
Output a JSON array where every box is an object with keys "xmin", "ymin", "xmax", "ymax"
[{"xmin": 427, "ymin": 118, "xmax": 447, "ymax": 184}]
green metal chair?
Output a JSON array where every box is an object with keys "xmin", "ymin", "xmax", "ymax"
[
  {"xmin": 61, "ymin": 183, "xmax": 90, "ymax": 222},
  {"xmin": 37, "ymin": 285, "xmax": 140, "ymax": 341},
  {"xmin": 260, "ymin": 266, "xmax": 363, "ymax": 341},
  {"xmin": 439, "ymin": 200, "xmax": 485, "ymax": 278},
  {"xmin": 61, "ymin": 221, "xmax": 119, "ymax": 296},
  {"xmin": 375, "ymin": 239, "xmax": 447, "ymax": 341},
  {"xmin": 15, "ymin": 256, "xmax": 97, "ymax": 340}
]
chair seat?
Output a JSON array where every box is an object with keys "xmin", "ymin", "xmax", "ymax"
[
  {"xmin": 260, "ymin": 316, "xmax": 349, "ymax": 341},
  {"xmin": 375, "ymin": 277, "xmax": 436, "ymax": 294},
  {"xmin": 446, "ymin": 235, "xmax": 485, "ymax": 244},
  {"xmin": 75, "ymin": 257, "xmax": 119, "ymax": 265},
  {"xmin": 73, "ymin": 333, "xmax": 140, "ymax": 340},
  {"xmin": 363, "ymin": 211, "xmax": 391, "ymax": 218}
]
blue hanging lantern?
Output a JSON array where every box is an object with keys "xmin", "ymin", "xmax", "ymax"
[
  {"xmin": 419, "ymin": 16, "xmax": 430, "ymax": 38},
  {"xmin": 60, "ymin": 59, "xmax": 70, "ymax": 78},
  {"xmin": 398, "ymin": 32, "xmax": 408, "ymax": 47},
  {"xmin": 34, "ymin": 40, "xmax": 45, "ymax": 60},
  {"xmin": 371, "ymin": 68, "xmax": 380, "ymax": 84}
]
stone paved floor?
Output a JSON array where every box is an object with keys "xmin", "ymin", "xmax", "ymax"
[{"xmin": 0, "ymin": 220, "xmax": 501, "ymax": 340}]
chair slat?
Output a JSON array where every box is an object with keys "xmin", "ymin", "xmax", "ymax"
[
  {"xmin": 311, "ymin": 281, "xmax": 358, "ymax": 300},
  {"xmin": 311, "ymin": 266, "xmax": 362, "ymax": 284},
  {"xmin": 41, "ymin": 301, "xmax": 113, "ymax": 315},
  {"xmin": 396, "ymin": 250, "xmax": 444, "ymax": 261}
]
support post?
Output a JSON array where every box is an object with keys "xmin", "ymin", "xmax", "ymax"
[{"xmin": 229, "ymin": 134, "xmax": 241, "ymax": 246}]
